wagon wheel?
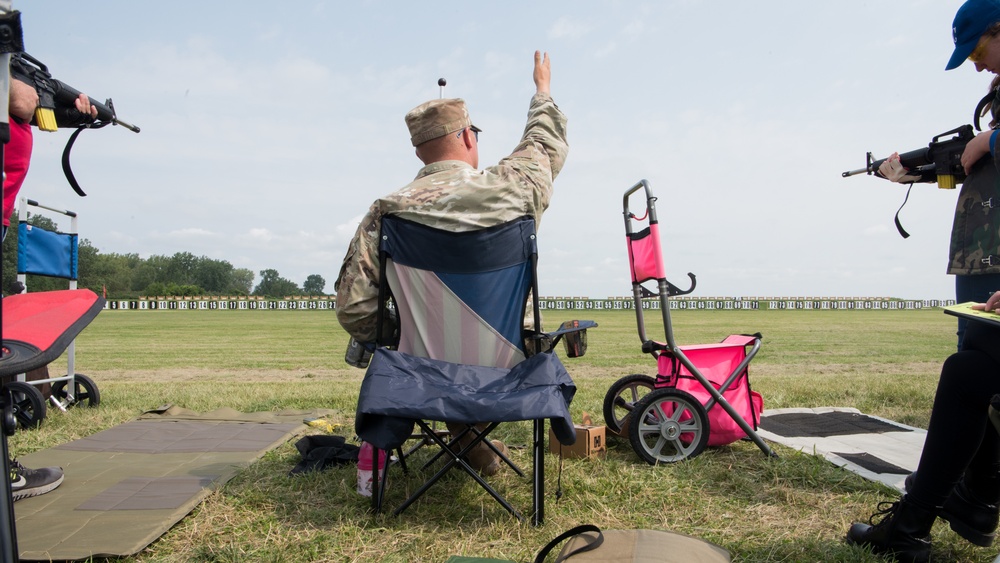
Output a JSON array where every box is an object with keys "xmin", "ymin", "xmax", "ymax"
[
  {"xmin": 4, "ymin": 381, "xmax": 46, "ymax": 429},
  {"xmin": 628, "ymin": 388, "xmax": 709, "ymax": 465},
  {"xmin": 51, "ymin": 374, "xmax": 101, "ymax": 408},
  {"xmin": 602, "ymin": 374, "xmax": 656, "ymax": 436}
]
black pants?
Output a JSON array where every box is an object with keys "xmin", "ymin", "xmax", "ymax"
[{"xmin": 910, "ymin": 321, "xmax": 1000, "ymax": 509}]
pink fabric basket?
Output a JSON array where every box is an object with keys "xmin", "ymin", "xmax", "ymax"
[{"xmin": 655, "ymin": 335, "xmax": 763, "ymax": 447}]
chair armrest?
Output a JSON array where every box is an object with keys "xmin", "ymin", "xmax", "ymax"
[{"xmin": 544, "ymin": 319, "xmax": 598, "ymax": 339}]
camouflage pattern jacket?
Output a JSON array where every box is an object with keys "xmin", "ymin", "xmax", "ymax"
[
  {"xmin": 948, "ymin": 95, "xmax": 1000, "ymax": 276},
  {"xmin": 335, "ymin": 93, "xmax": 568, "ymax": 342}
]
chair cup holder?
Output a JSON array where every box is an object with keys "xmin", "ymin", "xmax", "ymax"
[{"xmin": 563, "ymin": 329, "xmax": 588, "ymax": 358}]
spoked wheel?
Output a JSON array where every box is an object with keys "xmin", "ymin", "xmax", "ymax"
[
  {"xmin": 628, "ymin": 388, "xmax": 709, "ymax": 464},
  {"xmin": 51, "ymin": 374, "xmax": 101, "ymax": 408},
  {"xmin": 603, "ymin": 374, "xmax": 656, "ymax": 436},
  {"xmin": 5, "ymin": 381, "xmax": 46, "ymax": 429}
]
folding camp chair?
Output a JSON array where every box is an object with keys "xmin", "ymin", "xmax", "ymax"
[
  {"xmin": 602, "ymin": 180, "xmax": 774, "ymax": 463},
  {"xmin": 3, "ymin": 197, "xmax": 102, "ymax": 427},
  {"xmin": 354, "ymin": 215, "xmax": 594, "ymax": 525},
  {"xmin": 0, "ymin": 286, "xmax": 105, "ymax": 561}
]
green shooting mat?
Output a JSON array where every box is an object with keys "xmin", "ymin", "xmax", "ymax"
[{"xmin": 12, "ymin": 405, "xmax": 334, "ymax": 561}]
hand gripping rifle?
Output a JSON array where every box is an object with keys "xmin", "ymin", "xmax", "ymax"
[
  {"xmin": 841, "ymin": 124, "xmax": 974, "ymax": 190},
  {"xmin": 9, "ymin": 52, "xmax": 140, "ymax": 196},
  {"xmin": 841, "ymin": 125, "xmax": 978, "ymax": 238}
]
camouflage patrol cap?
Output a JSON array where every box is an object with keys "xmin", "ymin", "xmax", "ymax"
[{"xmin": 405, "ymin": 98, "xmax": 482, "ymax": 146}]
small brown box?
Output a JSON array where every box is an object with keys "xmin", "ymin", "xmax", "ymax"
[{"xmin": 549, "ymin": 423, "xmax": 606, "ymax": 459}]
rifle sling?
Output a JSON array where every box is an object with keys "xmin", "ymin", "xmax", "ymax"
[
  {"xmin": 894, "ymin": 183, "xmax": 913, "ymax": 239},
  {"xmin": 975, "ymin": 88, "xmax": 998, "ymax": 132},
  {"xmin": 60, "ymin": 122, "xmax": 109, "ymax": 197}
]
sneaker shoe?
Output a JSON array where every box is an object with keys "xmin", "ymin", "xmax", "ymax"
[{"xmin": 10, "ymin": 458, "xmax": 64, "ymax": 501}]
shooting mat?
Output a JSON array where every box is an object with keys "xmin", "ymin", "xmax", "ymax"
[
  {"xmin": 757, "ymin": 407, "xmax": 926, "ymax": 492},
  {"xmin": 12, "ymin": 405, "xmax": 334, "ymax": 561}
]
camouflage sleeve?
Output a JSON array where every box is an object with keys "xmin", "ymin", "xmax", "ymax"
[
  {"xmin": 334, "ymin": 204, "xmax": 384, "ymax": 342},
  {"xmin": 488, "ymin": 93, "xmax": 568, "ymax": 224},
  {"xmin": 513, "ymin": 93, "xmax": 569, "ymax": 180}
]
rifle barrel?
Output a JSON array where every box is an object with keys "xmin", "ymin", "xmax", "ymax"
[{"xmin": 111, "ymin": 116, "xmax": 140, "ymax": 133}]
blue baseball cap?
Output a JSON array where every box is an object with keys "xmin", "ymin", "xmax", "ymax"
[{"xmin": 947, "ymin": 0, "xmax": 1000, "ymax": 70}]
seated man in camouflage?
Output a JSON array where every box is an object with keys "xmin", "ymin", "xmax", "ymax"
[{"xmin": 335, "ymin": 50, "xmax": 569, "ymax": 474}]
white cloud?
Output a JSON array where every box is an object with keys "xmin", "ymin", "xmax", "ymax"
[{"xmin": 548, "ymin": 17, "xmax": 593, "ymax": 40}]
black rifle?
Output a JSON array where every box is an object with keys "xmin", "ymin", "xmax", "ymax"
[
  {"xmin": 842, "ymin": 124, "xmax": 975, "ymax": 190},
  {"xmin": 10, "ymin": 52, "xmax": 138, "ymax": 133},
  {"xmin": 9, "ymin": 52, "xmax": 140, "ymax": 196}
]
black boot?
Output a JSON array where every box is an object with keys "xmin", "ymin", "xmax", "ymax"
[
  {"xmin": 846, "ymin": 496, "xmax": 935, "ymax": 563},
  {"xmin": 905, "ymin": 472, "xmax": 999, "ymax": 547}
]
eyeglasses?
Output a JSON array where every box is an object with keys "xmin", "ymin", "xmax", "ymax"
[{"xmin": 456, "ymin": 128, "xmax": 479, "ymax": 142}]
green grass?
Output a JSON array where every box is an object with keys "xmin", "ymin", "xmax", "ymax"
[{"xmin": 9, "ymin": 308, "xmax": 990, "ymax": 562}]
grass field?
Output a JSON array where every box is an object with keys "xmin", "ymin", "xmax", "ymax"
[{"xmin": 8, "ymin": 307, "xmax": 992, "ymax": 562}]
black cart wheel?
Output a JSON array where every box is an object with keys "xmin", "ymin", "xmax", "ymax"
[
  {"xmin": 51, "ymin": 374, "xmax": 101, "ymax": 408},
  {"xmin": 602, "ymin": 374, "xmax": 656, "ymax": 436},
  {"xmin": 5, "ymin": 381, "xmax": 46, "ymax": 429},
  {"xmin": 628, "ymin": 388, "xmax": 709, "ymax": 464}
]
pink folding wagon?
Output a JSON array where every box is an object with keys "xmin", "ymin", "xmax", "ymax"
[{"xmin": 602, "ymin": 180, "xmax": 775, "ymax": 464}]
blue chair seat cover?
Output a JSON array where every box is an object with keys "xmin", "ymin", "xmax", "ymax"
[{"xmin": 356, "ymin": 347, "xmax": 577, "ymax": 451}]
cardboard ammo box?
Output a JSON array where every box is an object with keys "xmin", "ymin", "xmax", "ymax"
[{"xmin": 548, "ymin": 413, "xmax": 606, "ymax": 459}]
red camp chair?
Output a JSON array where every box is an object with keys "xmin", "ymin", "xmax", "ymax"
[{"xmin": 3, "ymin": 198, "xmax": 102, "ymax": 427}]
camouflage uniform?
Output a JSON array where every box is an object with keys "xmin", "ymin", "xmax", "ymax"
[
  {"xmin": 948, "ymin": 89, "xmax": 1000, "ymax": 348},
  {"xmin": 946, "ymin": 144, "xmax": 1000, "ymax": 275},
  {"xmin": 335, "ymin": 93, "xmax": 568, "ymax": 342}
]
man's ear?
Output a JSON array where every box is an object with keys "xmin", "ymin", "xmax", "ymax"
[{"xmin": 460, "ymin": 128, "xmax": 475, "ymax": 150}]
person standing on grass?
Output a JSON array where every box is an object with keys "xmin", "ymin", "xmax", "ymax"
[
  {"xmin": 3, "ymin": 68, "xmax": 97, "ymax": 502},
  {"xmin": 845, "ymin": 9, "xmax": 1000, "ymax": 561},
  {"xmin": 334, "ymin": 50, "xmax": 568, "ymax": 476}
]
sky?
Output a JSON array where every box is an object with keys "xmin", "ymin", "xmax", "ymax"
[{"xmin": 10, "ymin": 1, "xmax": 994, "ymax": 300}]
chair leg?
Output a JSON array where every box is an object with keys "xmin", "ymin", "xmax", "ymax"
[
  {"xmin": 395, "ymin": 447, "xmax": 408, "ymax": 474},
  {"xmin": 394, "ymin": 421, "xmax": 525, "ymax": 522},
  {"xmin": 370, "ymin": 447, "xmax": 382, "ymax": 514},
  {"xmin": 533, "ymin": 419, "xmax": 544, "ymax": 526}
]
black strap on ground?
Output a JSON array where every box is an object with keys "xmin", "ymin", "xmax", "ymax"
[
  {"xmin": 894, "ymin": 183, "xmax": 914, "ymax": 239},
  {"xmin": 533, "ymin": 524, "xmax": 604, "ymax": 563}
]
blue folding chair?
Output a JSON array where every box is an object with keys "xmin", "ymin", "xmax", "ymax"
[
  {"xmin": 355, "ymin": 215, "xmax": 594, "ymax": 525},
  {"xmin": 6, "ymin": 197, "xmax": 101, "ymax": 426}
]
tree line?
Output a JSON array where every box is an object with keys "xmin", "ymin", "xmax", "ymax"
[{"xmin": 1, "ymin": 215, "xmax": 327, "ymax": 298}]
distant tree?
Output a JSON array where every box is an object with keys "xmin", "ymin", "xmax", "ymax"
[
  {"xmin": 193, "ymin": 258, "xmax": 234, "ymax": 293},
  {"xmin": 230, "ymin": 268, "xmax": 254, "ymax": 295},
  {"xmin": 253, "ymin": 268, "xmax": 300, "ymax": 297},
  {"xmin": 1, "ymin": 223, "xmax": 20, "ymax": 292},
  {"xmin": 3, "ymin": 219, "xmax": 290, "ymax": 299},
  {"xmin": 159, "ymin": 251, "xmax": 196, "ymax": 286},
  {"xmin": 303, "ymin": 274, "xmax": 326, "ymax": 296},
  {"xmin": 141, "ymin": 281, "xmax": 169, "ymax": 297},
  {"xmin": 78, "ymin": 247, "xmax": 142, "ymax": 297},
  {"xmin": 141, "ymin": 281, "xmax": 202, "ymax": 297}
]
